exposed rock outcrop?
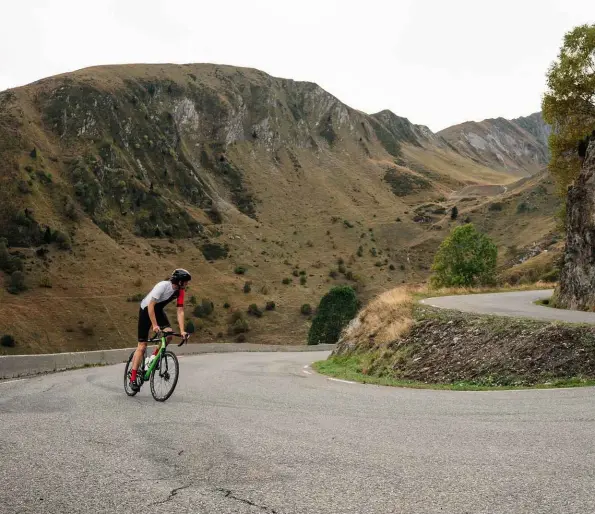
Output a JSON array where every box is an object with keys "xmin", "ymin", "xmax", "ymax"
[{"xmin": 556, "ymin": 139, "xmax": 595, "ymax": 309}]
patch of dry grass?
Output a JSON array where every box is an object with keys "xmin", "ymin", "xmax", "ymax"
[
  {"xmin": 498, "ymin": 248, "xmax": 561, "ymax": 285},
  {"xmin": 418, "ymin": 282, "xmax": 556, "ymax": 298},
  {"xmin": 337, "ymin": 287, "xmax": 414, "ymax": 352}
]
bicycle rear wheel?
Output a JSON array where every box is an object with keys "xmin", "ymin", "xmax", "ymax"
[
  {"xmin": 124, "ymin": 351, "xmax": 138, "ymax": 397},
  {"xmin": 150, "ymin": 351, "xmax": 179, "ymax": 402}
]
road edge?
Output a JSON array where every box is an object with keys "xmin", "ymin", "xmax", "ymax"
[{"xmin": 0, "ymin": 343, "xmax": 335, "ymax": 379}]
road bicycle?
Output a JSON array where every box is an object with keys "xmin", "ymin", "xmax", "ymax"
[{"xmin": 124, "ymin": 331, "xmax": 188, "ymax": 401}]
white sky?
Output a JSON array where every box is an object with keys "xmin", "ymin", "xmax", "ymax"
[{"xmin": 1, "ymin": 0, "xmax": 593, "ymax": 131}]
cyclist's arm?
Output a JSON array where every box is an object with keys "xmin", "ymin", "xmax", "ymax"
[
  {"xmin": 177, "ymin": 306, "xmax": 185, "ymax": 335},
  {"xmin": 148, "ymin": 300, "xmax": 159, "ymax": 330},
  {"xmin": 176, "ymin": 288, "xmax": 186, "ymax": 335}
]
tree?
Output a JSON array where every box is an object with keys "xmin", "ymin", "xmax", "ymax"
[
  {"xmin": 542, "ymin": 24, "xmax": 595, "ymax": 199},
  {"xmin": 450, "ymin": 206, "xmax": 458, "ymax": 220},
  {"xmin": 430, "ymin": 224, "xmax": 497, "ymax": 288},
  {"xmin": 308, "ymin": 286, "xmax": 358, "ymax": 345}
]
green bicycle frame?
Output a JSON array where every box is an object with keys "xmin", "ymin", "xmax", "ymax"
[{"xmin": 143, "ymin": 336, "xmax": 168, "ymax": 380}]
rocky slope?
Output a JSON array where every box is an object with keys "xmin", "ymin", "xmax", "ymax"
[
  {"xmin": 555, "ymin": 138, "xmax": 595, "ymax": 309},
  {"xmin": 0, "ymin": 63, "xmax": 557, "ymax": 353},
  {"xmin": 438, "ymin": 112, "xmax": 550, "ymax": 174}
]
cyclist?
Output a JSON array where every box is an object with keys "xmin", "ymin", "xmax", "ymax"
[{"xmin": 129, "ymin": 268, "xmax": 191, "ymax": 391}]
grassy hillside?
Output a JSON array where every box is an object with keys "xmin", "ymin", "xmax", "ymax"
[{"xmin": 0, "ymin": 64, "xmax": 556, "ymax": 354}]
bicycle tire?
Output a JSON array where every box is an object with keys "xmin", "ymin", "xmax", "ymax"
[
  {"xmin": 124, "ymin": 351, "xmax": 138, "ymax": 397},
  {"xmin": 150, "ymin": 351, "xmax": 179, "ymax": 402}
]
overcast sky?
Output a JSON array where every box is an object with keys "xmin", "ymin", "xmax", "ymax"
[{"xmin": 1, "ymin": 0, "xmax": 593, "ymax": 131}]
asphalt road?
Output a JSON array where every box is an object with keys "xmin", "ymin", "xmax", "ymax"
[
  {"xmin": 422, "ymin": 289, "xmax": 595, "ymax": 323},
  {"xmin": 2, "ymin": 351, "xmax": 595, "ymax": 513}
]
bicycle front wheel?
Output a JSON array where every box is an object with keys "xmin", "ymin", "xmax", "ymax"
[{"xmin": 150, "ymin": 351, "xmax": 179, "ymax": 402}]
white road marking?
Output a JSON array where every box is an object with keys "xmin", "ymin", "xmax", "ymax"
[
  {"xmin": 0, "ymin": 379, "xmax": 26, "ymax": 386},
  {"xmin": 327, "ymin": 377, "xmax": 356, "ymax": 385}
]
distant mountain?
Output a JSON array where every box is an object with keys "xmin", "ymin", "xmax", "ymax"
[{"xmin": 438, "ymin": 112, "xmax": 551, "ymax": 174}]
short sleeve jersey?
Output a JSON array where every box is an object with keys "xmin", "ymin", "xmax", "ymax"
[{"xmin": 140, "ymin": 281, "xmax": 185, "ymax": 310}]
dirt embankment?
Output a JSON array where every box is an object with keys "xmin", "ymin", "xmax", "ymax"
[{"xmin": 333, "ymin": 288, "xmax": 595, "ymax": 386}]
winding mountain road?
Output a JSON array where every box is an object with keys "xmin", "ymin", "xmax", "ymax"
[
  {"xmin": 2, "ymin": 345, "xmax": 595, "ymax": 513},
  {"xmin": 422, "ymin": 289, "xmax": 595, "ymax": 323}
]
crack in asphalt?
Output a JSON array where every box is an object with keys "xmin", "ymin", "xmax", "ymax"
[
  {"xmin": 216, "ymin": 488, "xmax": 279, "ymax": 513},
  {"xmin": 150, "ymin": 484, "xmax": 190, "ymax": 506}
]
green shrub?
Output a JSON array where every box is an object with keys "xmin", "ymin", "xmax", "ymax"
[
  {"xmin": 17, "ymin": 180, "xmax": 31, "ymax": 194},
  {"xmin": 265, "ymin": 301, "xmax": 276, "ymax": 311},
  {"xmin": 234, "ymin": 266, "xmax": 247, "ymax": 275},
  {"xmin": 39, "ymin": 275, "xmax": 52, "ymax": 288},
  {"xmin": 54, "ymin": 231, "xmax": 71, "ymax": 250},
  {"xmin": 223, "ymin": 302, "xmax": 231, "ymax": 309},
  {"xmin": 64, "ymin": 198, "xmax": 78, "ymax": 221},
  {"xmin": 1, "ymin": 334, "xmax": 16, "ymax": 348},
  {"xmin": 356, "ymin": 246, "xmax": 364, "ymax": 257},
  {"xmin": 389, "ymin": 264, "xmax": 396, "ymax": 271},
  {"xmin": 127, "ymin": 293, "xmax": 145, "ymax": 302},
  {"xmin": 517, "ymin": 201, "xmax": 536, "ymax": 214},
  {"xmin": 300, "ymin": 275, "xmax": 307, "ymax": 286},
  {"xmin": 488, "ymin": 202, "xmax": 503, "ymax": 212},
  {"xmin": 282, "ymin": 278, "xmax": 291, "ymax": 285},
  {"xmin": 80, "ymin": 324, "xmax": 94, "ymax": 336},
  {"xmin": 0, "ymin": 241, "xmax": 23, "ymax": 274},
  {"xmin": 384, "ymin": 168, "xmax": 430, "ymax": 196},
  {"xmin": 190, "ymin": 295, "xmax": 197, "ymax": 305},
  {"xmin": 201, "ymin": 242, "xmax": 229, "ymax": 260},
  {"xmin": 247, "ymin": 304, "xmax": 263, "ymax": 317},
  {"xmin": 194, "ymin": 298, "xmax": 214, "ymax": 318},
  {"xmin": 185, "ymin": 320, "xmax": 196, "ymax": 334},
  {"xmin": 228, "ymin": 311, "xmax": 250, "ymax": 334},
  {"xmin": 7, "ymin": 271, "xmax": 26, "ymax": 294},
  {"xmin": 450, "ymin": 206, "xmax": 458, "ymax": 220},
  {"xmin": 301, "ymin": 304, "xmax": 312, "ymax": 315},
  {"xmin": 292, "ymin": 269, "xmax": 299, "ymax": 277},
  {"xmin": 430, "ymin": 223, "xmax": 497, "ymax": 288},
  {"xmin": 307, "ymin": 286, "xmax": 358, "ymax": 345},
  {"xmin": 243, "ymin": 281, "xmax": 252, "ymax": 293},
  {"xmin": 338, "ymin": 263, "xmax": 347, "ymax": 274}
]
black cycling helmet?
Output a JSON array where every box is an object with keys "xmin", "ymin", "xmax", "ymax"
[{"xmin": 171, "ymin": 268, "xmax": 192, "ymax": 284}]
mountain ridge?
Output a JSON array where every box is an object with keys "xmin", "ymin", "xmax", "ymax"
[{"xmin": 437, "ymin": 111, "xmax": 550, "ymax": 173}]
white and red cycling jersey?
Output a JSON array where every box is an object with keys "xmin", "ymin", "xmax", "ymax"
[{"xmin": 140, "ymin": 281, "xmax": 185, "ymax": 310}]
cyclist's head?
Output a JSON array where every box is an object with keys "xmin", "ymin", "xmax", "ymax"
[{"xmin": 171, "ymin": 268, "xmax": 191, "ymax": 287}]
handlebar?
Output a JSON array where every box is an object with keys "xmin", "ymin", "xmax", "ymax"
[{"xmin": 147, "ymin": 332, "xmax": 190, "ymax": 346}]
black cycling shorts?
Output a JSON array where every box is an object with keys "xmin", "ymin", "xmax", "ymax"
[{"xmin": 137, "ymin": 307, "xmax": 170, "ymax": 342}]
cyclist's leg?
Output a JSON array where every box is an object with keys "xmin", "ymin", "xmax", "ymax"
[
  {"xmin": 132, "ymin": 308, "xmax": 151, "ymax": 377},
  {"xmin": 156, "ymin": 308, "xmax": 173, "ymax": 345}
]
